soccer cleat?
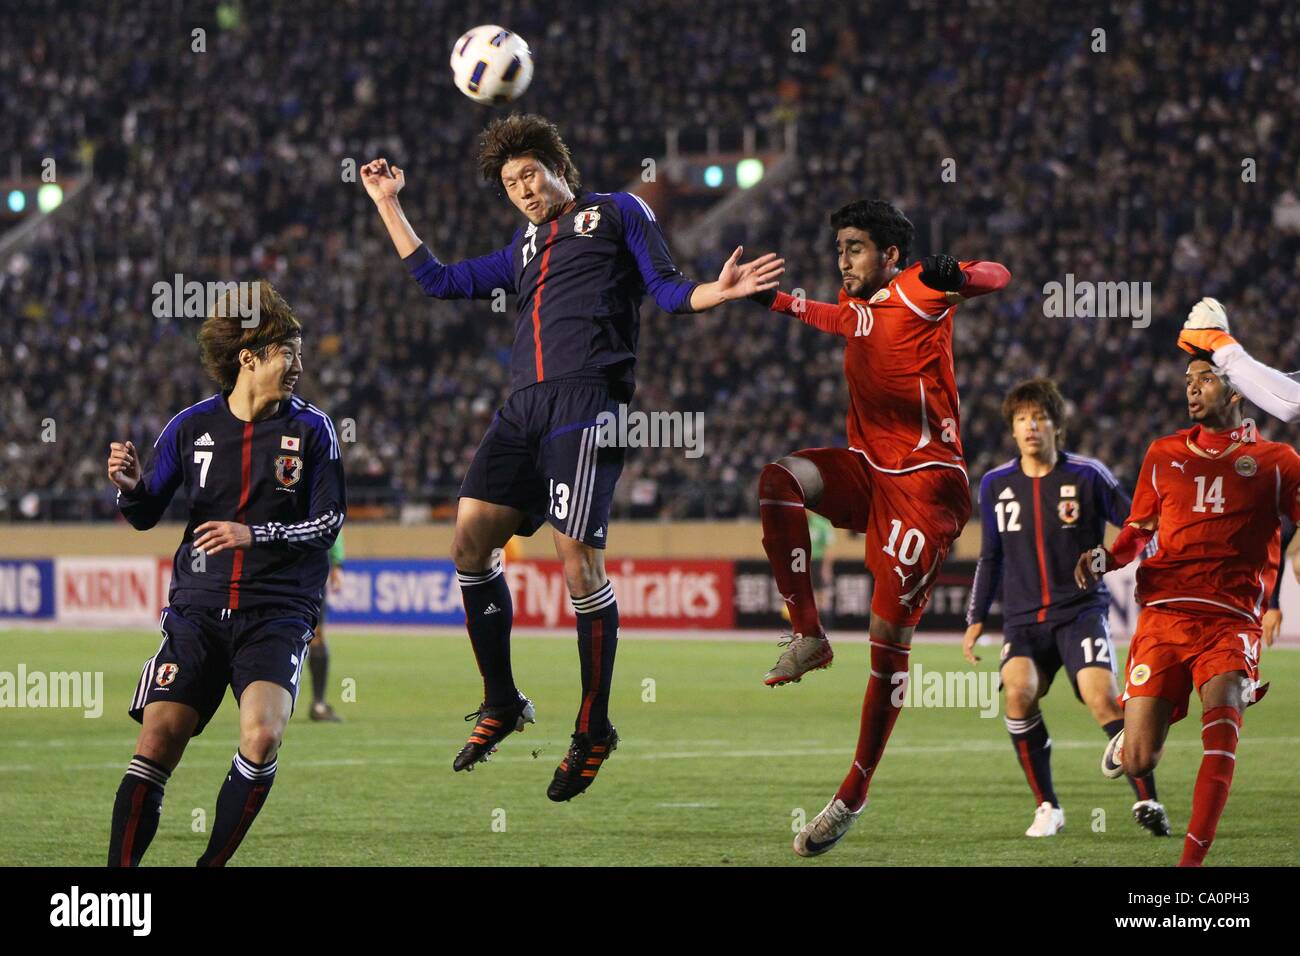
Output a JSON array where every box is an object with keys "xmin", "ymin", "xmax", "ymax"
[
  {"xmin": 1101, "ymin": 728, "xmax": 1125, "ymax": 779},
  {"xmin": 309, "ymin": 701, "xmax": 342, "ymax": 722},
  {"xmin": 793, "ymin": 797, "xmax": 864, "ymax": 858},
  {"xmin": 1025, "ymin": 801, "xmax": 1065, "ymax": 837},
  {"xmin": 453, "ymin": 692, "xmax": 536, "ymax": 772},
  {"xmin": 547, "ymin": 726, "xmax": 618, "ymax": 801},
  {"xmin": 1133, "ymin": 799, "xmax": 1172, "ymax": 837},
  {"xmin": 763, "ymin": 630, "xmax": 833, "ymax": 686}
]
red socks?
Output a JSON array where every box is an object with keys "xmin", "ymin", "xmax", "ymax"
[
  {"xmin": 835, "ymin": 639, "xmax": 911, "ymax": 812},
  {"xmin": 758, "ymin": 463, "xmax": 822, "ymax": 638},
  {"xmin": 1179, "ymin": 706, "xmax": 1242, "ymax": 867}
]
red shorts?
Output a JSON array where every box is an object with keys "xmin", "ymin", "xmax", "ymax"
[
  {"xmin": 1122, "ymin": 603, "xmax": 1262, "ymax": 723},
  {"xmin": 793, "ymin": 448, "xmax": 972, "ymax": 627}
]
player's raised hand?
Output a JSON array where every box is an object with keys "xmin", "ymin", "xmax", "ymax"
[
  {"xmin": 1073, "ymin": 546, "xmax": 1114, "ymax": 588},
  {"xmin": 192, "ymin": 521, "xmax": 253, "ymax": 556},
  {"xmin": 107, "ymin": 441, "xmax": 141, "ymax": 493},
  {"xmin": 361, "ymin": 158, "xmax": 406, "ymax": 203},
  {"xmin": 961, "ymin": 622, "xmax": 983, "ymax": 664},
  {"xmin": 1178, "ymin": 297, "xmax": 1238, "ymax": 356},
  {"xmin": 718, "ymin": 246, "xmax": 785, "ymax": 299}
]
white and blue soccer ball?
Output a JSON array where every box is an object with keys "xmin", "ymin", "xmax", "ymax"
[{"xmin": 450, "ymin": 25, "xmax": 534, "ymax": 104}]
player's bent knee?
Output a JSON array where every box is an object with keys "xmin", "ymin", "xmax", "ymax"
[
  {"xmin": 239, "ymin": 724, "xmax": 283, "ymax": 764},
  {"xmin": 450, "ymin": 534, "xmax": 494, "ymax": 573}
]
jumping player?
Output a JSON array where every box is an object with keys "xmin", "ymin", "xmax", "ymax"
[
  {"xmin": 749, "ymin": 199, "xmax": 1010, "ymax": 855},
  {"xmin": 1076, "ymin": 356, "xmax": 1300, "ymax": 866},
  {"xmin": 361, "ymin": 114, "xmax": 782, "ymax": 800},
  {"xmin": 106, "ymin": 283, "xmax": 345, "ymax": 866},
  {"xmin": 963, "ymin": 378, "xmax": 1166, "ymax": 838}
]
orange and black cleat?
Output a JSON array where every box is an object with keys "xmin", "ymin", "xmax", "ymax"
[
  {"xmin": 453, "ymin": 692, "xmax": 536, "ymax": 772},
  {"xmin": 546, "ymin": 726, "xmax": 619, "ymax": 801}
]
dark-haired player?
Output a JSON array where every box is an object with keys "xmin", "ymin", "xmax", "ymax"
[
  {"xmin": 749, "ymin": 199, "xmax": 1010, "ymax": 856},
  {"xmin": 360, "ymin": 114, "xmax": 783, "ymax": 800},
  {"xmin": 105, "ymin": 282, "xmax": 345, "ymax": 866},
  {"xmin": 1178, "ymin": 297, "xmax": 1300, "ymax": 423},
  {"xmin": 1076, "ymin": 357, "xmax": 1300, "ymax": 866},
  {"xmin": 963, "ymin": 378, "xmax": 1165, "ymax": 838}
]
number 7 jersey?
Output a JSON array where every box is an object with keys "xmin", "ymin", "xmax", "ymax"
[{"xmin": 1125, "ymin": 424, "xmax": 1300, "ymax": 622}]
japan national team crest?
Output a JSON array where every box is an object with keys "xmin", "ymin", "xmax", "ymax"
[
  {"xmin": 1058, "ymin": 499, "xmax": 1079, "ymax": 524},
  {"xmin": 155, "ymin": 663, "xmax": 179, "ymax": 687},
  {"xmin": 574, "ymin": 208, "xmax": 601, "ymax": 235},
  {"xmin": 1234, "ymin": 455, "xmax": 1257, "ymax": 477},
  {"xmin": 275, "ymin": 454, "xmax": 302, "ymax": 487}
]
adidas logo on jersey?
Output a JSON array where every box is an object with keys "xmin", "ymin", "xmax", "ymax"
[
  {"xmin": 593, "ymin": 527, "xmax": 605, "ymax": 538},
  {"xmin": 194, "ymin": 433, "xmax": 214, "ymax": 446},
  {"xmin": 483, "ymin": 603, "xmax": 501, "ymax": 615},
  {"xmin": 998, "ymin": 486, "xmax": 1015, "ymax": 500}
]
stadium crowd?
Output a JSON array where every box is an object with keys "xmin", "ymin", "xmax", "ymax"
[{"xmin": 2, "ymin": 0, "xmax": 1297, "ymax": 521}]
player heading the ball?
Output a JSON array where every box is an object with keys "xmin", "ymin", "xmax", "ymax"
[{"xmin": 361, "ymin": 114, "xmax": 783, "ymax": 801}]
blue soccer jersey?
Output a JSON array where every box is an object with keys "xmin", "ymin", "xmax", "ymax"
[
  {"xmin": 405, "ymin": 191, "xmax": 697, "ymax": 392},
  {"xmin": 967, "ymin": 452, "xmax": 1131, "ymax": 628}
]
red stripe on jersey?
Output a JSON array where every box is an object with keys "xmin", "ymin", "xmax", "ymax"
[
  {"xmin": 529, "ymin": 220, "xmax": 560, "ymax": 381},
  {"xmin": 1031, "ymin": 476, "xmax": 1051, "ymax": 624},
  {"xmin": 227, "ymin": 421, "xmax": 255, "ymax": 609}
]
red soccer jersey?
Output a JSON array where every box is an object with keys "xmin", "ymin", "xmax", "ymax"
[
  {"xmin": 771, "ymin": 261, "xmax": 993, "ymax": 475},
  {"xmin": 1125, "ymin": 424, "xmax": 1300, "ymax": 622}
]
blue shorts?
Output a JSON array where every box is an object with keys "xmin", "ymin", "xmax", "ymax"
[
  {"xmin": 459, "ymin": 377, "xmax": 627, "ymax": 548},
  {"xmin": 1000, "ymin": 608, "xmax": 1117, "ymax": 701},
  {"xmin": 129, "ymin": 605, "xmax": 314, "ymax": 735}
]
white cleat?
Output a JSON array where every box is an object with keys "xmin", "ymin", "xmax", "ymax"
[
  {"xmin": 793, "ymin": 797, "xmax": 864, "ymax": 858},
  {"xmin": 1025, "ymin": 801, "xmax": 1065, "ymax": 837},
  {"xmin": 1101, "ymin": 729, "xmax": 1125, "ymax": 779}
]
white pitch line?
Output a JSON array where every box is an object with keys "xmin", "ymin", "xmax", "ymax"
[{"xmin": 2, "ymin": 736, "xmax": 1297, "ymax": 774}]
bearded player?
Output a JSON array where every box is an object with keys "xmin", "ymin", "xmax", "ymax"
[
  {"xmin": 749, "ymin": 199, "xmax": 1010, "ymax": 856},
  {"xmin": 1075, "ymin": 356, "xmax": 1300, "ymax": 866}
]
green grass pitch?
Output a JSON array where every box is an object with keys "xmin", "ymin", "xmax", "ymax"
[{"xmin": 1, "ymin": 630, "xmax": 1295, "ymax": 866}]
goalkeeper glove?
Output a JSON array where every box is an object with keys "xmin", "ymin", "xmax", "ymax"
[
  {"xmin": 918, "ymin": 254, "xmax": 966, "ymax": 292},
  {"xmin": 1178, "ymin": 297, "xmax": 1238, "ymax": 357}
]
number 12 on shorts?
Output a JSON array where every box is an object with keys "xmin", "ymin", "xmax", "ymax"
[{"xmin": 549, "ymin": 479, "xmax": 570, "ymax": 520}]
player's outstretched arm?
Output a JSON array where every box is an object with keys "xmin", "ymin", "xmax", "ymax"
[
  {"xmin": 918, "ymin": 255, "xmax": 1012, "ymax": 303},
  {"xmin": 362, "ymin": 157, "xmax": 515, "ymax": 300},
  {"xmin": 687, "ymin": 245, "xmax": 785, "ymax": 312},
  {"xmin": 1178, "ymin": 298, "xmax": 1300, "ymax": 423}
]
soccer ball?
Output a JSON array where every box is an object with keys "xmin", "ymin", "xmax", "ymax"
[{"xmin": 449, "ymin": 25, "xmax": 534, "ymax": 104}]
